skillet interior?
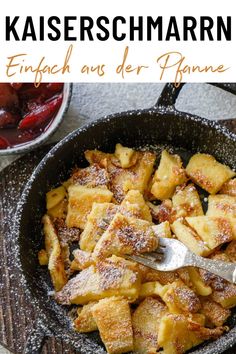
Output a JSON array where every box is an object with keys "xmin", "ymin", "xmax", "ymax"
[{"xmin": 16, "ymin": 107, "xmax": 236, "ymax": 354}]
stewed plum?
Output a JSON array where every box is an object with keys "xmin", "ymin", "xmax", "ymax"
[
  {"xmin": 0, "ymin": 83, "xmax": 64, "ymax": 149},
  {"xmin": 0, "ymin": 84, "xmax": 19, "ymax": 108}
]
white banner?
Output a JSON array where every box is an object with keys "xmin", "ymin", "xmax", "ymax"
[{"xmin": 0, "ymin": 0, "xmax": 235, "ymax": 85}]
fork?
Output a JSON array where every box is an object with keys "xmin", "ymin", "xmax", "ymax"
[{"xmin": 126, "ymin": 236, "xmax": 236, "ymax": 284}]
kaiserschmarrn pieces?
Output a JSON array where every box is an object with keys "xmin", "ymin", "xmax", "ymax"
[
  {"xmin": 66, "ymin": 185, "xmax": 113, "ymax": 229},
  {"xmin": 220, "ymin": 178, "xmax": 236, "ymax": 197},
  {"xmin": 188, "ymin": 267, "xmax": 212, "ymax": 296},
  {"xmin": 152, "ymin": 221, "xmax": 172, "ymax": 238},
  {"xmin": 93, "ymin": 213, "xmax": 158, "ymax": 259},
  {"xmin": 42, "ymin": 215, "xmax": 67, "ymax": 291},
  {"xmin": 92, "ymin": 297, "xmax": 134, "ymax": 354},
  {"xmin": 186, "ymin": 153, "xmax": 235, "ymax": 194},
  {"xmin": 171, "ymin": 219, "xmax": 211, "ymax": 256},
  {"xmin": 200, "ymin": 298, "xmax": 230, "ymax": 327},
  {"xmin": 140, "ymin": 266, "xmax": 178, "ymax": 285},
  {"xmin": 40, "ymin": 145, "xmax": 235, "ymax": 354},
  {"xmin": 46, "ymin": 185, "xmax": 68, "ymax": 219},
  {"xmin": 46, "ymin": 185, "xmax": 66, "ymax": 210},
  {"xmin": 55, "ymin": 255, "xmax": 141, "ymax": 305},
  {"xmin": 132, "ymin": 297, "xmax": 167, "ymax": 353},
  {"xmin": 158, "ymin": 279, "xmax": 201, "ymax": 314},
  {"xmin": 225, "ymin": 241, "xmax": 236, "ymax": 262},
  {"xmin": 211, "ymin": 282, "xmax": 236, "ymax": 309},
  {"xmin": 79, "ymin": 202, "xmax": 118, "ymax": 252},
  {"xmin": 139, "ymin": 281, "xmax": 163, "ymax": 299},
  {"xmin": 151, "ymin": 150, "xmax": 187, "ymax": 200},
  {"xmin": 80, "ymin": 190, "xmax": 152, "ymax": 253},
  {"xmin": 74, "ymin": 301, "xmax": 98, "ymax": 332},
  {"xmin": 71, "ymin": 163, "xmax": 109, "ymax": 188},
  {"xmin": 85, "ymin": 148, "xmax": 156, "ymax": 202},
  {"xmin": 47, "ymin": 198, "xmax": 68, "ymax": 219},
  {"xmin": 172, "ymin": 184, "xmax": 204, "ymax": 218},
  {"xmin": 206, "ymin": 194, "xmax": 236, "ymax": 237},
  {"xmin": 114, "ymin": 143, "xmax": 137, "ymax": 168},
  {"xmin": 158, "ymin": 313, "xmax": 226, "ymax": 354},
  {"xmin": 38, "ymin": 249, "xmax": 49, "ymax": 266},
  {"xmin": 186, "ymin": 216, "xmax": 233, "ymax": 250},
  {"xmin": 120, "ymin": 189, "xmax": 152, "ymax": 222},
  {"xmin": 158, "ymin": 313, "xmax": 203, "ymax": 354},
  {"xmin": 70, "ymin": 249, "xmax": 94, "ymax": 271}
]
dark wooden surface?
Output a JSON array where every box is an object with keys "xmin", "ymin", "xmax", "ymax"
[
  {"xmin": 0, "ymin": 119, "xmax": 236, "ymax": 354},
  {"xmin": 0, "ymin": 145, "xmax": 77, "ymax": 354}
]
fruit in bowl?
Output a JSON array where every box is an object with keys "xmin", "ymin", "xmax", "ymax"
[{"xmin": 0, "ymin": 83, "xmax": 71, "ymax": 152}]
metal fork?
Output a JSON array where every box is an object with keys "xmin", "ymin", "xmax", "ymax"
[{"xmin": 126, "ymin": 236, "xmax": 236, "ymax": 284}]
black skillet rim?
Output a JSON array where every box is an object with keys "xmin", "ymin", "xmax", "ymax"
[{"xmin": 14, "ymin": 85, "xmax": 236, "ymax": 354}]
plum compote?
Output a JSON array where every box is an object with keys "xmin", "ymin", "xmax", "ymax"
[{"xmin": 0, "ymin": 83, "xmax": 64, "ymax": 149}]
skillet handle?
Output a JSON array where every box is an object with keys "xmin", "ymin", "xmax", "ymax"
[
  {"xmin": 211, "ymin": 83, "xmax": 236, "ymax": 96},
  {"xmin": 156, "ymin": 82, "xmax": 236, "ymax": 108},
  {"xmin": 156, "ymin": 83, "xmax": 185, "ymax": 107},
  {"xmin": 24, "ymin": 317, "xmax": 50, "ymax": 354}
]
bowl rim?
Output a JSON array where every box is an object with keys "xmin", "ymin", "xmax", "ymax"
[{"xmin": 0, "ymin": 83, "xmax": 73, "ymax": 156}]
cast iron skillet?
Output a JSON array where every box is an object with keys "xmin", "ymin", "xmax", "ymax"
[{"xmin": 15, "ymin": 83, "xmax": 236, "ymax": 354}]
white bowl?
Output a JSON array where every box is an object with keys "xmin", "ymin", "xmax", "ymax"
[{"xmin": 0, "ymin": 83, "xmax": 73, "ymax": 156}]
